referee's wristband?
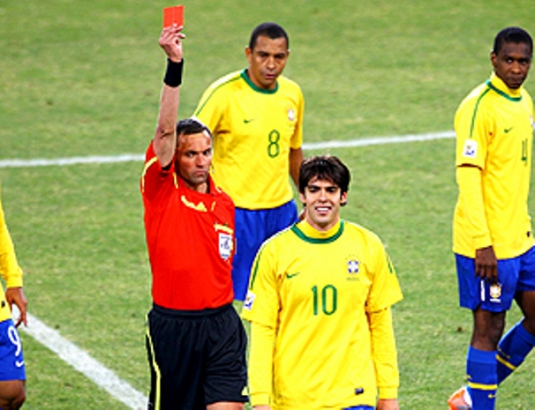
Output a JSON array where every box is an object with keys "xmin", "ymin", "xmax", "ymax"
[{"xmin": 164, "ymin": 58, "xmax": 184, "ymax": 87}]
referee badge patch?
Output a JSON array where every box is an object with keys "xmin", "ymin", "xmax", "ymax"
[
  {"xmin": 218, "ymin": 233, "xmax": 232, "ymax": 260},
  {"xmin": 462, "ymin": 139, "xmax": 478, "ymax": 158}
]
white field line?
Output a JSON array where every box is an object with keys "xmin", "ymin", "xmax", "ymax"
[
  {"xmin": 6, "ymin": 130, "xmax": 455, "ymax": 408},
  {"xmin": 0, "ymin": 131, "xmax": 455, "ymax": 168},
  {"xmin": 19, "ymin": 312, "xmax": 147, "ymax": 409}
]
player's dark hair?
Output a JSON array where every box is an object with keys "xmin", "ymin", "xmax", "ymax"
[
  {"xmin": 493, "ymin": 27, "xmax": 533, "ymax": 55},
  {"xmin": 249, "ymin": 22, "xmax": 289, "ymax": 50},
  {"xmin": 175, "ymin": 118, "xmax": 212, "ymax": 147},
  {"xmin": 299, "ymin": 155, "xmax": 351, "ymax": 199}
]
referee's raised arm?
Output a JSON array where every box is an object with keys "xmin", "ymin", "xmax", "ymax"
[{"xmin": 153, "ymin": 24, "xmax": 184, "ymax": 168}]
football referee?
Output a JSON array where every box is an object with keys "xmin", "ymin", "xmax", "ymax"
[{"xmin": 140, "ymin": 25, "xmax": 247, "ymax": 410}]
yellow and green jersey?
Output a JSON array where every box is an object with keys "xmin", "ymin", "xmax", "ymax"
[
  {"xmin": 242, "ymin": 220, "xmax": 402, "ymax": 409},
  {"xmin": 194, "ymin": 70, "xmax": 304, "ymax": 210},
  {"xmin": 453, "ymin": 73, "xmax": 535, "ymax": 258},
  {"xmin": 0, "ymin": 187, "xmax": 23, "ymax": 323}
]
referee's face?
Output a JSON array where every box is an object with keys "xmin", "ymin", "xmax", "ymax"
[
  {"xmin": 175, "ymin": 131, "xmax": 213, "ymax": 193},
  {"xmin": 300, "ymin": 177, "xmax": 348, "ymax": 232}
]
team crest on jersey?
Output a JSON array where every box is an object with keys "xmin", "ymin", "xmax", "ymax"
[
  {"xmin": 287, "ymin": 108, "xmax": 296, "ymax": 121},
  {"xmin": 243, "ymin": 290, "xmax": 256, "ymax": 311},
  {"xmin": 218, "ymin": 233, "xmax": 232, "ymax": 260},
  {"xmin": 490, "ymin": 283, "xmax": 502, "ymax": 303},
  {"xmin": 347, "ymin": 259, "xmax": 359, "ymax": 274},
  {"xmin": 462, "ymin": 139, "xmax": 478, "ymax": 158}
]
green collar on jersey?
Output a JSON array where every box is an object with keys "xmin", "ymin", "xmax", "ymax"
[
  {"xmin": 241, "ymin": 69, "xmax": 279, "ymax": 94},
  {"xmin": 485, "ymin": 80, "xmax": 522, "ymax": 102},
  {"xmin": 291, "ymin": 221, "xmax": 345, "ymax": 244}
]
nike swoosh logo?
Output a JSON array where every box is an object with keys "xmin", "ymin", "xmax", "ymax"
[
  {"xmin": 504, "ymin": 127, "xmax": 513, "ymax": 133},
  {"xmin": 285, "ymin": 272, "xmax": 301, "ymax": 279},
  {"xmin": 244, "ymin": 119, "xmax": 255, "ymax": 124},
  {"xmin": 15, "ymin": 360, "xmax": 24, "ymax": 368}
]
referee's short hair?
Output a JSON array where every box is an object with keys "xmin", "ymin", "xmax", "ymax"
[
  {"xmin": 175, "ymin": 118, "xmax": 212, "ymax": 148},
  {"xmin": 299, "ymin": 155, "xmax": 351, "ymax": 196},
  {"xmin": 493, "ymin": 27, "xmax": 533, "ymax": 55}
]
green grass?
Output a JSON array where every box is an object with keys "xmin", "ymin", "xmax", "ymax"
[{"xmin": 1, "ymin": 0, "xmax": 535, "ymax": 408}]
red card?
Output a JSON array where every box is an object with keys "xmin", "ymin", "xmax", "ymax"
[{"xmin": 163, "ymin": 5, "xmax": 184, "ymax": 28}]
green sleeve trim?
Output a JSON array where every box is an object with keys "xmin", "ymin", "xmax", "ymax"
[
  {"xmin": 248, "ymin": 247, "xmax": 264, "ymax": 289},
  {"xmin": 469, "ymin": 87, "xmax": 491, "ymax": 138}
]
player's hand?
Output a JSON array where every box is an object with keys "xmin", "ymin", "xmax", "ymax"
[
  {"xmin": 5, "ymin": 287, "xmax": 28, "ymax": 327},
  {"xmin": 158, "ymin": 24, "xmax": 185, "ymax": 62},
  {"xmin": 377, "ymin": 398, "xmax": 399, "ymax": 410},
  {"xmin": 475, "ymin": 246, "xmax": 498, "ymax": 281}
]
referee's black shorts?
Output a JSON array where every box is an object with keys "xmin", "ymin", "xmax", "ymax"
[{"xmin": 146, "ymin": 303, "xmax": 248, "ymax": 410}]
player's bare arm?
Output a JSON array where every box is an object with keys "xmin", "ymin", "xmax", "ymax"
[
  {"xmin": 289, "ymin": 147, "xmax": 303, "ymax": 187},
  {"xmin": 153, "ymin": 25, "xmax": 185, "ymax": 167},
  {"xmin": 377, "ymin": 398, "xmax": 400, "ymax": 410},
  {"xmin": 5, "ymin": 287, "xmax": 27, "ymax": 327}
]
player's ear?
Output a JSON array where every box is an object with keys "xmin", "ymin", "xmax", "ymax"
[
  {"xmin": 299, "ymin": 192, "xmax": 306, "ymax": 205},
  {"xmin": 340, "ymin": 191, "xmax": 348, "ymax": 207}
]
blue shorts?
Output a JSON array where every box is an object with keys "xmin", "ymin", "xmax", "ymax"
[
  {"xmin": 344, "ymin": 406, "xmax": 374, "ymax": 410},
  {"xmin": 0, "ymin": 319, "xmax": 26, "ymax": 381},
  {"xmin": 456, "ymin": 246, "xmax": 535, "ymax": 312},
  {"xmin": 232, "ymin": 200, "xmax": 298, "ymax": 301}
]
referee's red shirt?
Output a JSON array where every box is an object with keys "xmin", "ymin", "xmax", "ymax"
[{"xmin": 141, "ymin": 143, "xmax": 235, "ymax": 310}]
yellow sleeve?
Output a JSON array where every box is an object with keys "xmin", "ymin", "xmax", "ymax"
[
  {"xmin": 454, "ymin": 88, "xmax": 492, "ymax": 170},
  {"xmin": 193, "ymin": 74, "xmax": 238, "ymax": 135},
  {"xmin": 242, "ymin": 243, "xmax": 280, "ymax": 328},
  {"xmin": 290, "ymin": 86, "xmax": 304, "ymax": 150},
  {"xmin": 242, "ymin": 242, "xmax": 281, "ymax": 407},
  {"xmin": 0, "ymin": 199, "xmax": 23, "ymax": 288},
  {"xmin": 247, "ymin": 321, "xmax": 276, "ymax": 407},
  {"xmin": 367, "ymin": 307, "xmax": 399, "ymax": 399},
  {"xmin": 456, "ymin": 165, "xmax": 492, "ymax": 249},
  {"xmin": 366, "ymin": 235, "xmax": 403, "ymax": 313}
]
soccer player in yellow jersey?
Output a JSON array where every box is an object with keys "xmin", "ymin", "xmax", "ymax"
[
  {"xmin": 0, "ymin": 184, "xmax": 27, "ymax": 410},
  {"xmin": 448, "ymin": 27, "xmax": 535, "ymax": 410},
  {"xmin": 242, "ymin": 156, "xmax": 402, "ymax": 410},
  {"xmin": 194, "ymin": 22, "xmax": 304, "ymax": 302}
]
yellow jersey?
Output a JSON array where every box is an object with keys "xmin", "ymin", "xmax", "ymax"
[
  {"xmin": 453, "ymin": 73, "xmax": 535, "ymax": 258},
  {"xmin": 194, "ymin": 70, "xmax": 304, "ymax": 209},
  {"xmin": 242, "ymin": 220, "xmax": 402, "ymax": 409},
  {"xmin": 0, "ymin": 186, "xmax": 23, "ymax": 323}
]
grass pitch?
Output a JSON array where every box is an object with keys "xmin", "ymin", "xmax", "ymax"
[{"xmin": 1, "ymin": 0, "xmax": 535, "ymax": 408}]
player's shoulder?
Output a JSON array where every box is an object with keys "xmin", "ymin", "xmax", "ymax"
[
  {"xmin": 277, "ymin": 75, "xmax": 303, "ymax": 93},
  {"xmin": 521, "ymin": 87, "xmax": 533, "ymax": 104},
  {"xmin": 456, "ymin": 81, "xmax": 497, "ymax": 119},
  {"xmin": 211, "ymin": 179, "xmax": 235, "ymax": 207},
  {"xmin": 343, "ymin": 221, "xmax": 384, "ymax": 246},
  {"xmin": 205, "ymin": 70, "xmax": 245, "ymax": 91},
  {"xmin": 260, "ymin": 224, "xmax": 296, "ymax": 252},
  {"xmin": 460, "ymin": 81, "xmax": 491, "ymax": 105}
]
